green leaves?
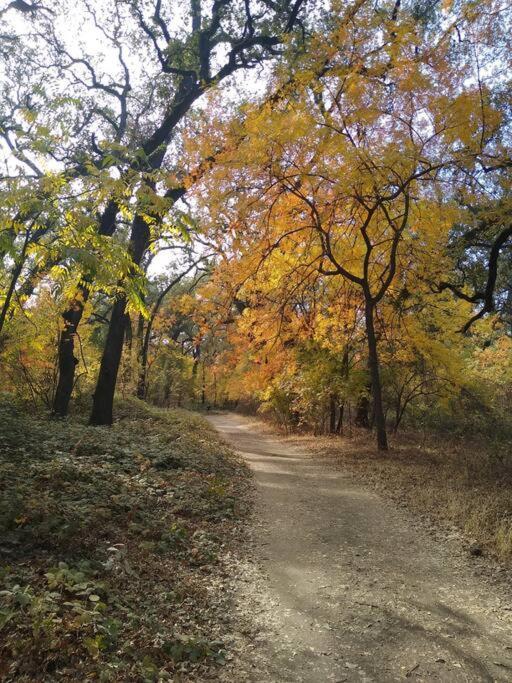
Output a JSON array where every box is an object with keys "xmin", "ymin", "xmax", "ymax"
[{"xmin": 0, "ymin": 398, "xmax": 249, "ymax": 679}]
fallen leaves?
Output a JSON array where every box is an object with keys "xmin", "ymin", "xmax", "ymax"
[{"xmin": 0, "ymin": 397, "xmax": 251, "ymax": 681}]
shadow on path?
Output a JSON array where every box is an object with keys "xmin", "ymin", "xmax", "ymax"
[{"xmin": 208, "ymin": 413, "xmax": 512, "ymax": 683}]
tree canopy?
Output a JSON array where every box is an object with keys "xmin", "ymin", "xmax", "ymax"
[{"xmin": 0, "ymin": 0, "xmax": 511, "ymax": 450}]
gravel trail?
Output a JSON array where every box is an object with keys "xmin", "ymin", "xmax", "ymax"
[{"xmin": 207, "ymin": 412, "xmax": 512, "ymax": 683}]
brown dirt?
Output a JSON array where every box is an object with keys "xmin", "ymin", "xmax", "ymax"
[
  {"xmin": 207, "ymin": 412, "xmax": 512, "ymax": 683},
  {"xmin": 286, "ymin": 429, "xmax": 512, "ymax": 563}
]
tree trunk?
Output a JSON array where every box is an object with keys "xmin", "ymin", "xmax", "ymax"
[
  {"xmin": 393, "ymin": 400, "xmax": 401, "ymax": 434},
  {"xmin": 355, "ymin": 395, "xmax": 370, "ymax": 428},
  {"xmin": 192, "ymin": 343, "xmax": 200, "ymax": 402},
  {"xmin": 329, "ymin": 394, "xmax": 337, "ymax": 433},
  {"xmin": 364, "ymin": 300, "xmax": 388, "ymax": 451},
  {"xmin": 0, "ymin": 257, "xmax": 25, "ymax": 336},
  {"xmin": 163, "ymin": 357, "xmax": 172, "ymax": 406},
  {"xmin": 53, "ymin": 201, "xmax": 118, "ymax": 417},
  {"xmin": 136, "ymin": 258, "xmax": 203, "ymax": 401},
  {"xmin": 52, "ymin": 285, "xmax": 89, "ymax": 416},
  {"xmin": 136, "ymin": 313, "xmax": 148, "ymax": 400},
  {"xmin": 90, "ymin": 213, "xmax": 150, "ymax": 425},
  {"xmin": 336, "ymin": 403, "xmax": 344, "ymax": 434},
  {"xmin": 0, "ymin": 228, "xmax": 33, "ymax": 336},
  {"xmin": 125, "ymin": 313, "xmax": 133, "ymax": 350},
  {"xmin": 136, "ymin": 365, "xmax": 147, "ymax": 400},
  {"xmin": 89, "ymin": 297, "xmax": 128, "ymax": 425}
]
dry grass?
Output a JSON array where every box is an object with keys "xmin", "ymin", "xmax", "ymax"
[{"xmin": 284, "ymin": 428, "xmax": 512, "ymax": 563}]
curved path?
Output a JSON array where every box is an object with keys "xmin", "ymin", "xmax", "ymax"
[{"xmin": 207, "ymin": 412, "xmax": 512, "ymax": 683}]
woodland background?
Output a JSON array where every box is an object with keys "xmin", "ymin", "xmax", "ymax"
[{"xmin": 0, "ymin": 0, "xmax": 511, "ymax": 677}]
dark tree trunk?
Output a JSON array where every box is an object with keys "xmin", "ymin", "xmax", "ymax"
[
  {"xmin": 64, "ymin": 5, "xmax": 306, "ymax": 423},
  {"xmin": 90, "ymin": 213, "xmax": 150, "ymax": 425},
  {"xmin": 336, "ymin": 403, "xmax": 344, "ymax": 434},
  {"xmin": 0, "ymin": 227, "xmax": 33, "ymax": 336},
  {"xmin": 136, "ymin": 367, "xmax": 147, "ymax": 400},
  {"xmin": 136, "ymin": 365, "xmax": 148, "ymax": 400},
  {"xmin": 89, "ymin": 297, "xmax": 129, "ymax": 425},
  {"xmin": 53, "ymin": 201, "xmax": 118, "ymax": 417},
  {"xmin": 364, "ymin": 300, "xmax": 388, "ymax": 451},
  {"xmin": 125, "ymin": 313, "xmax": 133, "ymax": 350},
  {"xmin": 0, "ymin": 258, "xmax": 25, "ymax": 336},
  {"xmin": 329, "ymin": 395, "xmax": 337, "ymax": 433},
  {"xmin": 52, "ymin": 285, "xmax": 89, "ymax": 417},
  {"xmin": 136, "ymin": 312, "xmax": 148, "ymax": 400},
  {"xmin": 355, "ymin": 395, "xmax": 370, "ymax": 428}
]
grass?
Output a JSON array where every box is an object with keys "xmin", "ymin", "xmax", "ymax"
[
  {"xmin": 285, "ymin": 428, "xmax": 512, "ymax": 564},
  {"xmin": 0, "ymin": 397, "xmax": 250, "ymax": 682}
]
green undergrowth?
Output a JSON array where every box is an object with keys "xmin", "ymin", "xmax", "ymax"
[{"xmin": 0, "ymin": 397, "xmax": 250, "ymax": 681}]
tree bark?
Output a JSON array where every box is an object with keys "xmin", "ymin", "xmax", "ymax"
[
  {"xmin": 53, "ymin": 201, "xmax": 118, "ymax": 416},
  {"xmin": 0, "ymin": 254, "xmax": 26, "ymax": 336},
  {"xmin": 329, "ymin": 394, "xmax": 337, "ymax": 433},
  {"xmin": 52, "ymin": 285, "xmax": 89, "ymax": 416},
  {"xmin": 136, "ymin": 312, "xmax": 147, "ymax": 399},
  {"xmin": 0, "ymin": 226, "xmax": 33, "ymax": 336},
  {"xmin": 336, "ymin": 403, "xmax": 344, "ymax": 434},
  {"xmin": 355, "ymin": 395, "xmax": 370, "ymax": 428},
  {"xmin": 90, "ymin": 213, "xmax": 150, "ymax": 425},
  {"xmin": 201, "ymin": 359, "xmax": 206, "ymax": 405},
  {"xmin": 89, "ymin": 296, "xmax": 129, "ymax": 425},
  {"xmin": 364, "ymin": 300, "xmax": 388, "ymax": 451}
]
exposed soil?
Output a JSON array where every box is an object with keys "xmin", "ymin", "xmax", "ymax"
[{"xmin": 207, "ymin": 412, "xmax": 512, "ymax": 683}]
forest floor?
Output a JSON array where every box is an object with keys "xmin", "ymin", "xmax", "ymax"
[
  {"xmin": 208, "ymin": 412, "xmax": 512, "ymax": 683},
  {"xmin": 0, "ymin": 399, "xmax": 251, "ymax": 681}
]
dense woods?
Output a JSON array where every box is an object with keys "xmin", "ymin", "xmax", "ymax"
[
  {"xmin": 1, "ymin": 0, "xmax": 511, "ymax": 445},
  {"xmin": 0, "ymin": 0, "xmax": 511, "ymax": 677}
]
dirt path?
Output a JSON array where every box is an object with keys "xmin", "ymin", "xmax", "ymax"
[{"xmin": 207, "ymin": 412, "xmax": 512, "ymax": 683}]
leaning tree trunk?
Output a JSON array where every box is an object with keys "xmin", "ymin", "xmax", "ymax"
[
  {"xmin": 364, "ymin": 300, "xmax": 388, "ymax": 451},
  {"xmin": 136, "ymin": 259, "xmax": 202, "ymax": 401},
  {"xmin": 0, "ymin": 255, "xmax": 26, "ymax": 336},
  {"xmin": 53, "ymin": 201, "xmax": 118, "ymax": 416},
  {"xmin": 0, "ymin": 226, "xmax": 34, "ymax": 336},
  {"xmin": 90, "ymin": 213, "xmax": 150, "ymax": 425}
]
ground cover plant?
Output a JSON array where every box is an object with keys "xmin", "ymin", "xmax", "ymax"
[{"xmin": 0, "ymin": 398, "xmax": 250, "ymax": 681}]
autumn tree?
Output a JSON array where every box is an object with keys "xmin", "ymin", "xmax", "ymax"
[
  {"xmin": 0, "ymin": 0, "xmax": 312, "ymax": 421},
  {"xmin": 190, "ymin": 0, "xmax": 509, "ymax": 449}
]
